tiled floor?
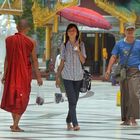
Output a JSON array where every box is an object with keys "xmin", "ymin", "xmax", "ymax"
[{"xmin": 0, "ymin": 80, "xmax": 140, "ymax": 140}]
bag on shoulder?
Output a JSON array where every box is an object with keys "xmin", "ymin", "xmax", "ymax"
[
  {"xmin": 113, "ymin": 65, "xmax": 126, "ymax": 81},
  {"xmin": 80, "ymin": 70, "xmax": 92, "ymax": 93},
  {"xmin": 113, "ymin": 41, "xmax": 135, "ymax": 82}
]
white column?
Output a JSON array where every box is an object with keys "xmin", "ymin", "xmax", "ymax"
[{"xmin": 0, "ymin": 15, "xmax": 17, "ymax": 73}]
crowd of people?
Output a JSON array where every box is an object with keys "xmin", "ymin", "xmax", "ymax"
[{"xmin": 1, "ymin": 19, "xmax": 140, "ymax": 132}]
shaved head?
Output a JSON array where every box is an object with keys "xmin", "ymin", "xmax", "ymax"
[{"xmin": 17, "ymin": 19, "xmax": 30, "ymax": 32}]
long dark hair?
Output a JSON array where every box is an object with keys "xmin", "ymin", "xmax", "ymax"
[{"xmin": 64, "ymin": 23, "xmax": 80, "ymax": 46}]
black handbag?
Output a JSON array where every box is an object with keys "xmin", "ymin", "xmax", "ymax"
[{"xmin": 80, "ymin": 69, "xmax": 92, "ymax": 93}]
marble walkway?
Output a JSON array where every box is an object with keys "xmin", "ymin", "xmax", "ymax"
[{"xmin": 0, "ymin": 80, "xmax": 140, "ymax": 140}]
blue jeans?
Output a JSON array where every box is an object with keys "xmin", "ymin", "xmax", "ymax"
[{"xmin": 63, "ymin": 79, "xmax": 82, "ymax": 127}]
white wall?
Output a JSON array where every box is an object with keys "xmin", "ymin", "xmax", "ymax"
[{"xmin": 0, "ymin": 15, "xmax": 17, "ymax": 73}]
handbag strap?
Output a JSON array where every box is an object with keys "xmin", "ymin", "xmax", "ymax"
[{"xmin": 123, "ymin": 40, "xmax": 135, "ymax": 67}]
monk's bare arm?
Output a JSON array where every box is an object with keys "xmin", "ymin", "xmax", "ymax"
[
  {"xmin": 31, "ymin": 39, "xmax": 43, "ymax": 85},
  {"xmin": 105, "ymin": 55, "xmax": 117, "ymax": 80}
]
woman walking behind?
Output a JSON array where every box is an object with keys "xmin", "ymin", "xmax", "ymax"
[{"xmin": 55, "ymin": 23, "xmax": 86, "ymax": 131}]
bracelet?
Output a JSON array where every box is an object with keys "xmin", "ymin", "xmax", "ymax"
[
  {"xmin": 55, "ymin": 75, "xmax": 60, "ymax": 79},
  {"xmin": 106, "ymin": 72, "xmax": 110, "ymax": 75}
]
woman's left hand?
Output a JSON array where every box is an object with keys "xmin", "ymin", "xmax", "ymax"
[{"xmin": 55, "ymin": 77, "xmax": 60, "ymax": 88}]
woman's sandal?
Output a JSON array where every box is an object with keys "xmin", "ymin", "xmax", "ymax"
[
  {"xmin": 67, "ymin": 123, "xmax": 73, "ymax": 130},
  {"xmin": 73, "ymin": 125, "xmax": 80, "ymax": 131}
]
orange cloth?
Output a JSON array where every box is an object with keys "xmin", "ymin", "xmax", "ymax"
[{"xmin": 1, "ymin": 33, "xmax": 34, "ymax": 115}]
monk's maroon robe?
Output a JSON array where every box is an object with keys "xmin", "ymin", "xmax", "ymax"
[{"xmin": 1, "ymin": 33, "xmax": 33, "ymax": 115}]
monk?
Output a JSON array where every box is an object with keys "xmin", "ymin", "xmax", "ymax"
[{"xmin": 1, "ymin": 19, "xmax": 43, "ymax": 132}]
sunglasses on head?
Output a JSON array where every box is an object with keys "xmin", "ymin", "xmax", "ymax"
[{"xmin": 126, "ymin": 28, "xmax": 135, "ymax": 31}]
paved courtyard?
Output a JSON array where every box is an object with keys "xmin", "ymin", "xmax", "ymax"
[{"xmin": 0, "ymin": 80, "xmax": 140, "ymax": 140}]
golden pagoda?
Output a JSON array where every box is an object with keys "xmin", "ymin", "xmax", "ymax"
[{"xmin": 32, "ymin": 0, "xmax": 78, "ymax": 28}]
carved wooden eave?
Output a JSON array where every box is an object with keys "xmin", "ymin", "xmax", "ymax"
[
  {"xmin": 94, "ymin": 0, "xmax": 137, "ymax": 23},
  {"xmin": 32, "ymin": 0, "xmax": 78, "ymax": 28},
  {"xmin": 0, "ymin": 0, "xmax": 23, "ymax": 16}
]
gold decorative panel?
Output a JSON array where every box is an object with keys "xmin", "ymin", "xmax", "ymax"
[
  {"xmin": 32, "ymin": 0, "xmax": 78, "ymax": 28},
  {"xmin": 0, "ymin": 0, "xmax": 23, "ymax": 15}
]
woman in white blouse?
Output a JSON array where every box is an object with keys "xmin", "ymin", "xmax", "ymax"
[{"xmin": 56, "ymin": 23, "xmax": 86, "ymax": 131}]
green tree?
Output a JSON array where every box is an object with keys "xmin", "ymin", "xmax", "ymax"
[{"xmin": 14, "ymin": 0, "xmax": 45, "ymax": 50}]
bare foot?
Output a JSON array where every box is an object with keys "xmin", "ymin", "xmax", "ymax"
[
  {"xmin": 10, "ymin": 125, "xmax": 24, "ymax": 132},
  {"xmin": 129, "ymin": 118, "xmax": 138, "ymax": 126},
  {"xmin": 120, "ymin": 121, "xmax": 130, "ymax": 125}
]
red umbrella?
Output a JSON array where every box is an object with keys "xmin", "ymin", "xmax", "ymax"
[{"xmin": 57, "ymin": 6, "xmax": 111, "ymax": 30}]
